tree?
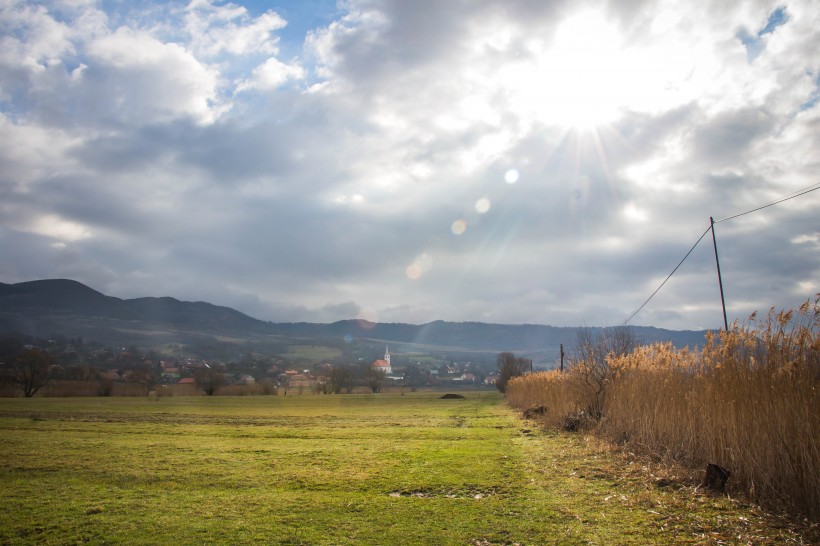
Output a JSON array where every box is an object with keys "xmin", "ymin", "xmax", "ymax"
[
  {"xmin": 65, "ymin": 365, "xmax": 99, "ymax": 382},
  {"xmin": 195, "ymin": 367, "xmax": 226, "ymax": 396},
  {"xmin": 14, "ymin": 348, "xmax": 54, "ymax": 397},
  {"xmin": 403, "ymin": 364, "xmax": 426, "ymax": 391},
  {"xmin": 364, "ymin": 364, "xmax": 386, "ymax": 393},
  {"xmin": 329, "ymin": 366, "xmax": 353, "ymax": 394},
  {"xmin": 569, "ymin": 326, "xmax": 635, "ymax": 419},
  {"xmin": 495, "ymin": 352, "xmax": 531, "ymax": 393},
  {"xmin": 127, "ymin": 368, "xmax": 156, "ymax": 396}
]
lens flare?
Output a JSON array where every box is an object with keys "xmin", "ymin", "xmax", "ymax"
[
  {"xmin": 504, "ymin": 169, "xmax": 519, "ymax": 184},
  {"xmin": 475, "ymin": 198, "xmax": 491, "ymax": 213},
  {"xmin": 406, "ymin": 252, "xmax": 433, "ymax": 280},
  {"xmin": 451, "ymin": 219, "xmax": 467, "ymax": 235}
]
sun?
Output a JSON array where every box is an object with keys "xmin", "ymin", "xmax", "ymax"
[
  {"xmin": 451, "ymin": 8, "xmax": 685, "ymax": 139},
  {"xmin": 501, "ymin": 10, "xmax": 641, "ymax": 131}
]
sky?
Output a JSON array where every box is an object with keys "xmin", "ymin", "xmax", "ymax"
[{"xmin": 1, "ymin": 0, "xmax": 818, "ymax": 330}]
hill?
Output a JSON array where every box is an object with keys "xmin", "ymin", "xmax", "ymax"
[
  {"xmin": 0, "ymin": 279, "xmax": 708, "ymax": 360},
  {"xmin": 0, "ymin": 279, "xmax": 269, "ymax": 345}
]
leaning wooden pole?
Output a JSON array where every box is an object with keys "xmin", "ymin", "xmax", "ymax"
[{"xmin": 710, "ymin": 217, "xmax": 729, "ymax": 331}]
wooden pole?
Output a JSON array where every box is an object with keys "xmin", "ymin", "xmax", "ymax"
[
  {"xmin": 710, "ymin": 217, "xmax": 729, "ymax": 331},
  {"xmin": 559, "ymin": 343, "xmax": 564, "ymax": 372}
]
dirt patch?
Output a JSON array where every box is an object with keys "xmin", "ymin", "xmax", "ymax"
[
  {"xmin": 440, "ymin": 393, "xmax": 465, "ymax": 399},
  {"xmin": 388, "ymin": 487, "xmax": 496, "ymax": 500}
]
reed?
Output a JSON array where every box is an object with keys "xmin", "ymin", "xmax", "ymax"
[
  {"xmin": 507, "ymin": 297, "xmax": 820, "ymax": 520},
  {"xmin": 506, "ymin": 369, "xmax": 577, "ymax": 429}
]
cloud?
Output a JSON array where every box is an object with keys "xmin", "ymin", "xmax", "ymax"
[
  {"xmin": 83, "ymin": 27, "xmax": 224, "ymax": 124},
  {"xmin": 184, "ymin": 0, "xmax": 287, "ymax": 58},
  {"xmin": 0, "ymin": 0, "xmax": 818, "ymax": 330},
  {"xmin": 235, "ymin": 57, "xmax": 305, "ymax": 92},
  {"xmin": 737, "ymin": 5, "xmax": 789, "ymax": 62}
]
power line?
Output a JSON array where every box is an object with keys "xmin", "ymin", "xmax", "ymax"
[
  {"xmin": 624, "ymin": 182, "xmax": 819, "ymax": 325},
  {"xmin": 623, "ymin": 226, "xmax": 711, "ymax": 325},
  {"xmin": 715, "ymin": 183, "xmax": 820, "ymax": 223}
]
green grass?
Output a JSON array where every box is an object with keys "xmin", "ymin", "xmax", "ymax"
[
  {"xmin": 284, "ymin": 345, "xmax": 343, "ymax": 362},
  {"xmin": 0, "ymin": 393, "xmax": 809, "ymax": 545}
]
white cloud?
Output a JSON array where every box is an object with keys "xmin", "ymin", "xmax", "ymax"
[
  {"xmin": 185, "ymin": 0, "xmax": 287, "ymax": 57},
  {"xmin": 0, "ymin": 2, "xmax": 75, "ymax": 65},
  {"xmin": 235, "ymin": 57, "xmax": 304, "ymax": 92},
  {"xmin": 85, "ymin": 27, "xmax": 224, "ymax": 124}
]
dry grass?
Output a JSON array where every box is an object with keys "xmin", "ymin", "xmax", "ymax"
[
  {"xmin": 507, "ymin": 297, "xmax": 820, "ymax": 521},
  {"xmin": 217, "ymin": 381, "xmax": 278, "ymax": 396}
]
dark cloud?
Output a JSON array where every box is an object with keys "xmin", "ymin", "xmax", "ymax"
[{"xmin": 691, "ymin": 108, "xmax": 776, "ymax": 167}]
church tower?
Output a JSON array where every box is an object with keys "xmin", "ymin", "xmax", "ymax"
[{"xmin": 372, "ymin": 346, "xmax": 392, "ymax": 375}]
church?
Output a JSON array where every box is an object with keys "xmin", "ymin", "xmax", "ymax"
[{"xmin": 372, "ymin": 346, "xmax": 392, "ymax": 375}]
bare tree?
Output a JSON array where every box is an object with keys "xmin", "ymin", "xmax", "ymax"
[
  {"xmin": 65, "ymin": 365, "xmax": 99, "ymax": 382},
  {"xmin": 365, "ymin": 365, "xmax": 386, "ymax": 393},
  {"xmin": 195, "ymin": 367, "xmax": 226, "ymax": 396},
  {"xmin": 496, "ymin": 352, "xmax": 531, "ymax": 393},
  {"xmin": 329, "ymin": 366, "xmax": 353, "ymax": 394},
  {"xmin": 569, "ymin": 326, "xmax": 635, "ymax": 419},
  {"xmin": 345, "ymin": 370, "xmax": 354, "ymax": 393},
  {"xmin": 14, "ymin": 348, "xmax": 54, "ymax": 397},
  {"xmin": 403, "ymin": 364, "xmax": 426, "ymax": 391}
]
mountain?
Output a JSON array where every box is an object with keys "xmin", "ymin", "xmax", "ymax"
[
  {"xmin": 0, "ymin": 279, "xmax": 709, "ymax": 358},
  {"xmin": 0, "ymin": 279, "xmax": 269, "ymax": 344},
  {"xmin": 268, "ymin": 319, "xmax": 708, "ymax": 353}
]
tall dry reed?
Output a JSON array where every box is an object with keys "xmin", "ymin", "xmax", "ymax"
[
  {"xmin": 507, "ymin": 297, "xmax": 820, "ymax": 520},
  {"xmin": 506, "ymin": 370, "xmax": 578, "ymax": 429}
]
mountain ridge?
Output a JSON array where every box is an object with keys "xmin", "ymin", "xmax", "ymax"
[{"xmin": 0, "ymin": 279, "xmax": 709, "ymax": 355}]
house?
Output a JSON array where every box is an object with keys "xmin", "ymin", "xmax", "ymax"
[
  {"xmin": 178, "ymin": 377, "xmax": 196, "ymax": 385},
  {"xmin": 372, "ymin": 346, "xmax": 392, "ymax": 375},
  {"xmin": 237, "ymin": 374, "xmax": 256, "ymax": 385},
  {"xmin": 287, "ymin": 374, "xmax": 314, "ymax": 389},
  {"xmin": 456, "ymin": 373, "xmax": 476, "ymax": 383},
  {"xmin": 99, "ymin": 370, "xmax": 121, "ymax": 382},
  {"xmin": 160, "ymin": 369, "xmax": 180, "ymax": 384}
]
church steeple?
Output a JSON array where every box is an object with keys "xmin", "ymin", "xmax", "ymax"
[{"xmin": 384, "ymin": 346, "xmax": 390, "ymax": 365}]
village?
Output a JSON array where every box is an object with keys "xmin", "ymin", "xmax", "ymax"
[{"xmin": 0, "ymin": 334, "xmax": 499, "ymax": 397}]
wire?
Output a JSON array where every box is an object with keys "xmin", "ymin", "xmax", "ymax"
[
  {"xmin": 715, "ymin": 183, "xmax": 820, "ymax": 223},
  {"xmin": 623, "ymin": 182, "xmax": 819, "ymax": 325},
  {"xmin": 623, "ymin": 226, "xmax": 712, "ymax": 325}
]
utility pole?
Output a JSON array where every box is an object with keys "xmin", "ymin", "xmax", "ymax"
[
  {"xmin": 710, "ymin": 217, "xmax": 729, "ymax": 331},
  {"xmin": 559, "ymin": 343, "xmax": 564, "ymax": 372}
]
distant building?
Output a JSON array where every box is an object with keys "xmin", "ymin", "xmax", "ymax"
[
  {"xmin": 372, "ymin": 346, "xmax": 392, "ymax": 375},
  {"xmin": 287, "ymin": 374, "xmax": 314, "ymax": 389}
]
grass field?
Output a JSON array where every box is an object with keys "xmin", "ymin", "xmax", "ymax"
[
  {"xmin": 285, "ymin": 345, "xmax": 343, "ymax": 362},
  {"xmin": 0, "ymin": 393, "xmax": 809, "ymax": 545}
]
